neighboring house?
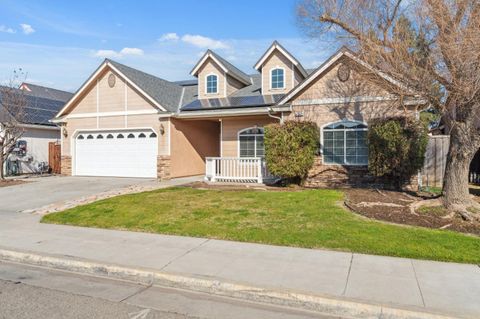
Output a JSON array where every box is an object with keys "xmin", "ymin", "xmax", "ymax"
[
  {"xmin": 52, "ymin": 41, "xmax": 422, "ymax": 186},
  {"xmin": 0, "ymin": 83, "xmax": 73, "ymax": 174}
]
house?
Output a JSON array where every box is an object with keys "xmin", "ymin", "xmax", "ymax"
[
  {"xmin": 0, "ymin": 83, "xmax": 73, "ymax": 175},
  {"xmin": 52, "ymin": 41, "xmax": 422, "ymax": 187}
]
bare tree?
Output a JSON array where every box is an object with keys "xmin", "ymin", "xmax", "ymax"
[
  {"xmin": 297, "ymin": 0, "xmax": 480, "ymax": 215},
  {"xmin": 0, "ymin": 70, "xmax": 27, "ymax": 179}
]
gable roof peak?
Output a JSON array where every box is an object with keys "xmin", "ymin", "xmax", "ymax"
[
  {"xmin": 190, "ymin": 50, "xmax": 251, "ymax": 85},
  {"xmin": 254, "ymin": 41, "xmax": 308, "ymax": 78}
]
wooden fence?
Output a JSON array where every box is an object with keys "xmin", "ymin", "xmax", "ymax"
[{"xmin": 421, "ymin": 135, "xmax": 449, "ymax": 188}]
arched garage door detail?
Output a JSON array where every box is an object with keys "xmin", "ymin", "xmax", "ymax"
[{"xmin": 74, "ymin": 130, "xmax": 158, "ymax": 178}]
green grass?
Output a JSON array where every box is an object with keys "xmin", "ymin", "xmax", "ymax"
[{"xmin": 41, "ymin": 187, "xmax": 480, "ymax": 264}]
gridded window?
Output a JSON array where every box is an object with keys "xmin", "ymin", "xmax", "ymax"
[
  {"xmin": 206, "ymin": 74, "xmax": 218, "ymax": 94},
  {"xmin": 239, "ymin": 127, "xmax": 264, "ymax": 158},
  {"xmin": 271, "ymin": 68, "xmax": 284, "ymax": 89},
  {"xmin": 323, "ymin": 121, "xmax": 368, "ymax": 165}
]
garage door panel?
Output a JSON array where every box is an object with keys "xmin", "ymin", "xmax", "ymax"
[{"xmin": 74, "ymin": 130, "xmax": 158, "ymax": 178}]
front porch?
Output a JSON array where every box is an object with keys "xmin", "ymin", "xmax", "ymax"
[{"xmin": 205, "ymin": 157, "xmax": 275, "ymax": 184}]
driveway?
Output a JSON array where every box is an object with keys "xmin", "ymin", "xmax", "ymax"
[{"xmin": 0, "ymin": 176, "xmax": 158, "ymax": 213}]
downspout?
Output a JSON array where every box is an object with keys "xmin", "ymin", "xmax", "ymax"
[{"xmin": 268, "ymin": 104, "xmax": 290, "ymax": 124}]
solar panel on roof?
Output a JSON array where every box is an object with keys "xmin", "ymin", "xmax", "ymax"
[{"xmin": 181, "ymin": 94, "xmax": 285, "ymax": 111}]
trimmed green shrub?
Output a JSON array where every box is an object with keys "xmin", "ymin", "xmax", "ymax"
[
  {"xmin": 368, "ymin": 117, "xmax": 428, "ymax": 188},
  {"xmin": 264, "ymin": 121, "xmax": 319, "ymax": 184}
]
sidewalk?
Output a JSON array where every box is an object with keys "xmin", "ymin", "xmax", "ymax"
[{"xmin": 0, "ymin": 210, "xmax": 478, "ymax": 318}]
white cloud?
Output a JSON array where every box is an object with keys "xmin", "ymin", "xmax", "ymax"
[
  {"xmin": 159, "ymin": 32, "xmax": 179, "ymax": 42},
  {"xmin": 181, "ymin": 34, "xmax": 229, "ymax": 50},
  {"xmin": 120, "ymin": 47, "xmax": 144, "ymax": 56},
  {"xmin": 20, "ymin": 24, "xmax": 35, "ymax": 35},
  {"xmin": 94, "ymin": 47, "xmax": 144, "ymax": 59},
  {"xmin": 94, "ymin": 49, "xmax": 121, "ymax": 58},
  {"xmin": 0, "ymin": 25, "xmax": 16, "ymax": 34}
]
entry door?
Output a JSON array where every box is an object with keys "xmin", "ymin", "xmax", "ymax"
[{"xmin": 74, "ymin": 130, "xmax": 158, "ymax": 178}]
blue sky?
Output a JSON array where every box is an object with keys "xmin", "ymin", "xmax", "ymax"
[{"xmin": 0, "ymin": 0, "xmax": 336, "ymax": 92}]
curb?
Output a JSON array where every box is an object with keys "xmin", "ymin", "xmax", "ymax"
[{"xmin": 0, "ymin": 248, "xmax": 460, "ymax": 319}]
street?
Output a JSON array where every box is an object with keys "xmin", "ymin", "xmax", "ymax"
[{"xmin": 0, "ymin": 261, "xmax": 335, "ymax": 319}]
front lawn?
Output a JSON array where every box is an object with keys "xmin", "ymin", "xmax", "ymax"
[{"xmin": 42, "ymin": 187, "xmax": 480, "ymax": 264}]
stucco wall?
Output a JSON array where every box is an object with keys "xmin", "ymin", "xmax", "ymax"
[
  {"xmin": 221, "ymin": 116, "xmax": 278, "ymax": 157},
  {"xmin": 170, "ymin": 119, "xmax": 220, "ymax": 178}
]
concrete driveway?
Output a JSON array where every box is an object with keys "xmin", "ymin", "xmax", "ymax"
[{"xmin": 0, "ymin": 176, "xmax": 157, "ymax": 213}]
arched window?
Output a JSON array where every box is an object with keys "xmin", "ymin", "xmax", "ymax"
[
  {"xmin": 323, "ymin": 120, "xmax": 368, "ymax": 165},
  {"xmin": 271, "ymin": 68, "xmax": 284, "ymax": 89},
  {"xmin": 86, "ymin": 134, "xmax": 94, "ymax": 139},
  {"xmin": 127, "ymin": 133, "xmax": 135, "ymax": 139},
  {"xmin": 117, "ymin": 134, "xmax": 124, "ymax": 139},
  {"xmin": 206, "ymin": 74, "xmax": 218, "ymax": 94},
  {"xmin": 77, "ymin": 135, "xmax": 84, "ymax": 140},
  {"xmin": 107, "ymin": 134, "xmax": 114, "ymax": 139},
  {"xmin": 138, "ymin": 133, "xmax": 146, "ymax": 138},
  {"xmin": 97, "ymin": 134, "xmax": 103, "ymax": 139},
  {"xmin": 149, "ymin": 132, "xmax": 157, "ymax": 138},
  {"xmin": 239, "ymin": 127, "xmax": 264, "ymax": 158}
]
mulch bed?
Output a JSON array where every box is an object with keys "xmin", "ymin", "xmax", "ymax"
[
  {"xmin": 0, "ymin": 179, "xmax": 26, "ymax": 188},
  {"xmin": 345, "ymin": 188, "xmax": 480, "ymax": 236}
]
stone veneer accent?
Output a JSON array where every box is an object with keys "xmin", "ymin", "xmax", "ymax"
[
  {"xmin": 157, "ymin": 155, "xmax": 171, "ymax": 180},
  {"xmin": 304, "ymin": 156, "xmax": 418, "ymax": 191},
  {"xmin": 60, "ymin": 156, "xmax": 72, "ymax": 176}
]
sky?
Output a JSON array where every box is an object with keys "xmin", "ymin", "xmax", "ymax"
[{"xmin": 0, "ymin": 0, "xmax": 338, "ymax": 92}]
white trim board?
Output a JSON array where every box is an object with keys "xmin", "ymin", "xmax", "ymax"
[
  {"xmin": 66, "ymin": 109, "xmax": 160, "ymax": 119},
  {"xmin": 292, "ymin": 96, "xmax": 426, "ymax": 106},
  {"xmin": 254, "ymin": 41, "xmax": 308, "ymax": 77},
  {"xmin": 55, "ymin": 60, "xmax": 167, "ymax": 118}
]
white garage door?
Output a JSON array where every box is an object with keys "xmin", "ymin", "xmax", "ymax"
[{"xmin": 74, "ymin": 130, "xmax": 158, "ymax": 178}]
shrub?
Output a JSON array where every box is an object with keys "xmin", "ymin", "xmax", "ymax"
[
  {"xmin": 368, "ymin": 117, "xmax": 428, "ymax": 188},
  {"xmin": 264, "ymin": 121, "xmax": 319, "ymax": 184}
]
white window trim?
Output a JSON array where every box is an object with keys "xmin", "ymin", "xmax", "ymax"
[
  {"xmin": 320, "ymin": 120, "xmax": 368, "ymax": 166},
  {"xmin": 205, "ymin": 73, "xmax": 219, "ymax": 95},
  {"xmin": 270, "ymin": 67, "xmax": 286, "ymax": 90},
  {"xmin": 237, "ymin": 127, "xmax": 265, "ymax": 158}
]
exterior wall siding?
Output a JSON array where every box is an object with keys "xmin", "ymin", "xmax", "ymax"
[
  {"xmin": 261, "ymin": 50, "xmax": 296, "ymax": 95},
  {"xmin": 197, "ymin": 58, "xmax": 227, "ymax": 99},
  {"xmin": 287, "ymin": 56, "xmax": 417, "ymax": 189}
]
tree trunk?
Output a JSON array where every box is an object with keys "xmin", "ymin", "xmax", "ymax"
[
  {"xmin": 442, "ymin": 124, "xmax": 478, "ymax": 211},
  {"xmin": 0, "ymin": 150, "xmax": 4, "ymax": 180}
]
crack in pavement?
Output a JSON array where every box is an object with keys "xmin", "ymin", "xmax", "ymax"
[
  {"xmin": 411, "ymin": 260, "xmax": 426, "ymax": 307},
  {"xmin": 160, "ymin": 238, "xmax": 211, "ymax": 271},
  {"xmin": 341, "ymin": 253, "xmax": 354, "ymax": 296}
]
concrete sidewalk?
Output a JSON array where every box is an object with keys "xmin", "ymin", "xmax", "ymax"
[{"xmin": 0, "ymin": 211, "xmax": 478, "ymax": 318}]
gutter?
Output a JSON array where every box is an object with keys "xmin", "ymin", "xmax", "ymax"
[{"xmin": 175, "ymin": 105, "xmax": 291, "ymax": 119}]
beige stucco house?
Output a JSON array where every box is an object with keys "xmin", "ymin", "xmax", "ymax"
[{"xmin": 52, "ymin": 41, "xmax": 421, "ymax": 187}]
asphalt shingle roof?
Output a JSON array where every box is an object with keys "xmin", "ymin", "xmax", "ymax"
[
  {"xmin": 207, "ymin": 50, "xmax": 252, "ymax": 85},
  {"xmin": 107, "ymin": 59, "xmax": 183, "ymax": 112}
]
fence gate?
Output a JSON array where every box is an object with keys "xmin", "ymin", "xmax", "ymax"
[
  {"xmin": 49, "ymin": 142, "xmax": 61, "ymax": 174},
  {"xmin": 421, "ymin": 135, "xmax": 449, "ymax": 188}
]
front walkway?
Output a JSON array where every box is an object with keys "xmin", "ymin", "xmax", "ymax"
[{"xmin": 0, "ymin": 208, "xmax": 478, "ymax": 318}]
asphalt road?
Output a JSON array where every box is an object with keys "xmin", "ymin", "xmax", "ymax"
[{"xmin": 0, "ymin": 261, "xmax": 335, "ymax": 319}]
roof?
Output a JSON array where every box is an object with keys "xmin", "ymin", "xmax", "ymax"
[
  {"xmin": 1, "ymin": 84, "xmax": 72, "ymax": 127},
  {"xmin": 190, "ymin": 50, "xmax": 251, "ymax": 85},
  {"xmin": 107, "ymin": 59, "xmax": 183, "ymax": 112},
  {"xmin": 20, "ymin": 83, "xmax": 73, "ymax": 102},
  {"xmin": 254, "ymin": 41, "xmax": 308, "ymax": 78}
]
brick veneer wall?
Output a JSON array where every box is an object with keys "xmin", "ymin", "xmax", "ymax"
[
  {"xmin": 60, "ymin": 156, "xmax": 72, "ymax": 176},
  {"xmin": 304, "ymin": 156, "xmax": 419, "ymax": 191},
  {"xmin": 157, "ymin": 155, "xmax": 171, "ymax": 180}
]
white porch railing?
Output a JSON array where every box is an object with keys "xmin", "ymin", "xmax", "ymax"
[{"xmin": 205, "ymin": 157, "xmax": 275, "ymax": 184}]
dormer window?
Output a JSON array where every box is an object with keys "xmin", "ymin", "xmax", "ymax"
[
  {"xmin": 206, "ymin": 74, "xmax": 218, "ymax": 94},
  {"xmin": 271, "ymin": 68, "xmax": 285, "ymax": 89}
]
